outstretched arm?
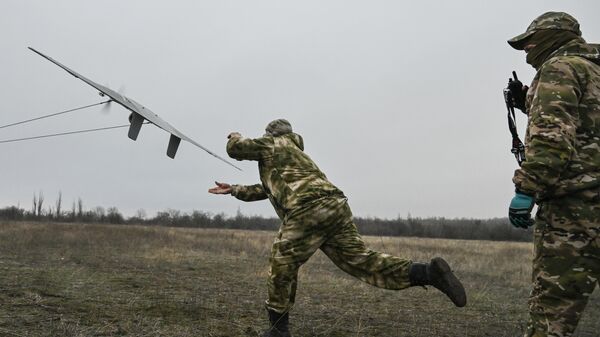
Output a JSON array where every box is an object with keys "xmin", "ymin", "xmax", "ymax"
[
  {"xmin": 208, "ymin": 181, "xmax": 233, "ymax": 195},
  {"xmin": 208, "ymin": 181, "xmax": 268, "ymax": 202},
  {"xmin": 226, "ymin": 133, "xmax": 273, "ymax": 161}
]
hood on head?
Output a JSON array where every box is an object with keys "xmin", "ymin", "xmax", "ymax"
[
  {"xmin": 288, "ymin": 133, "xmax": 304, "ymax": 151},
  {"xmin": 264, "ymin": 118, "xmax": 304, "ymax": 150},
  {"xmin": 265, "ymin": 119, "xmax": 293, "ymax": 137}
]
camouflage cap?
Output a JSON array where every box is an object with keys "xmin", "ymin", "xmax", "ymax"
[
  {"xmin": 508, "ymin": 12, "xmax": 581, "ymax": 50},
  {"xmin": 265, "ymin": 119, "xmax": 293, "ymax": 137}
]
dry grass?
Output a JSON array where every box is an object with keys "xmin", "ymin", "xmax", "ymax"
[{"xmin": 0, "ymin": 221, "xmax": 598, "ymax": 337}]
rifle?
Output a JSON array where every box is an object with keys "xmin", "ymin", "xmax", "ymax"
[{"xmin": 503, "ymin": 71, "xmax": 526, "ymax": 166}]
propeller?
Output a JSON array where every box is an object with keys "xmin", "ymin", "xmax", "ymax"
[
  {"xmin": 99, "ymin": 84, "xmax": 126, "ymax": 114},
  {"xmin": 99, "ymin": 95, "xmax": 113, "ymax": 114}
]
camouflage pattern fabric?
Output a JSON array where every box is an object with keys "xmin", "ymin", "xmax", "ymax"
[
  {"xmin": 526, "ymin": 190, "xmax": 600, "ymax": 337},
  {"xmin": 265, "ymin": 119, "xmax": 293, "ymax": 137},
  {"xmin": 524, "ymin": 30, "xmax": 580, "ymax": 70},
  {"xmin": 228, "ymin": 132, "xmax": 345, "ymax": 220},
  {"xmin": 508, "ymin": 12, "xmax": 600, "ymax": 337},
  {"xmin": 508, "ymin": 12, "xmax": 581, "ymax": 50},
  {"xmin": 227, "ymin": 127, "xmax": 412, "ymax": 313},
  {"xmin": 266, "ymin": 196, "xmax": 411, "ymax": 313},
  {"xmin": 512, "ymin": 39, "xmax": 600, "ymax": 200}
]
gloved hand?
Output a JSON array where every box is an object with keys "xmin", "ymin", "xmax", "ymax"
[
  {"xmin": 507, "ymin": 79, "xmax": 529, "ymax": 114},
  {"xmin": 509, "ymin": 191, "xmax": 535, "ymax": 228}
]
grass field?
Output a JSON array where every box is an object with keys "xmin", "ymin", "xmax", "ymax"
[{"xmin": 0, "ymin": 221, "xmax": 598, "ymax": 337}]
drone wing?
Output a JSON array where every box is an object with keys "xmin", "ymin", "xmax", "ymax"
[{"xmin": 28, "ymin": 47, "xmax": 241, "ymax": 171}]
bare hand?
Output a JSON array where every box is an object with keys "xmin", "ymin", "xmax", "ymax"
[
  {"xmin": 228, "ymin": 132, "xmax": 241, "ymax": 139},
  {"xmin": 208, "ymin": 181, "xmax": 233, "ymax": 195}
]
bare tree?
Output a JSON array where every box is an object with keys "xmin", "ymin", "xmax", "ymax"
[
  {"xmin": 55, "ymin": 191, "xmax": 62, "ymax": 219},
  {"xmin": 77, "ymin": 198, "xmax": 83, "ymax": 218},
  {"xmin": 107, "ymin": 207, "xmax": 124, "ymax": 224},
  {"xmin": 95, "ymin": 206, "xmax": 105, "ymax": 221},
  {"xmin": 37, "ymin": 191, "xmax": 44, "ymax": 217},
  {"xmin": 135, "ymin": 209, "xmax": 147, "ymax": 220},
  {"xmin": 32, "ymin": 194, "xmax": 38, "ymax": 217}
]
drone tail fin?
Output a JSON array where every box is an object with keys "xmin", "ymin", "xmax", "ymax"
[
  {"xmin": 167, "ymin": 134, "xmax": 181, "ymax": 158},
  {"xmin": 128, "ymin": 113, "xmax": 144, "ymax": 140}
]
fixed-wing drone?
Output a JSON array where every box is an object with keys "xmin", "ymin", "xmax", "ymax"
[{"xmin": 28, "ymin": 47, "xmax": 241, "ymax": 171}]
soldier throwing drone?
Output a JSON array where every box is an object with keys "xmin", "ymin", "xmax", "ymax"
[{"xmin": 209, "ymin": 119, "xmax": 466, "ymax": 337}]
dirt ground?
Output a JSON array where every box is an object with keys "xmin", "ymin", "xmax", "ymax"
[{"xmin": 1, "ymin": 222, "xmax": 598, "ymax": 336}]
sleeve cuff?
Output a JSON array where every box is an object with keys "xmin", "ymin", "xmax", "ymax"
[
  {"xmin": 515, "ymin": 188, "xmax": 535, "ymax": 197},
  {"xmin": 230, "ymin": 184, "xmax": 241, "ymax": 198}
]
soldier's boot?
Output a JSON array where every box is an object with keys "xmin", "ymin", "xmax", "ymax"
[
  {"xmin": 409, "ymin": 257, "xmax": 467, "ymax": 307},
  {"xmin": 261, "ymin": 309, "xmax": 291, "ymax": 337}
]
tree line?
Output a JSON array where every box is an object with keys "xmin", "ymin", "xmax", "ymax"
[{"xmin": 0, "ymin": 192, "xmax": 532, "ymax": 242}]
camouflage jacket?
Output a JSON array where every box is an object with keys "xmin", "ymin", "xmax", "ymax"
[
  {"xmin": 513, "ymin": 39, "xmax": 600, "ymax": 199},
  {"xmin": 226, "ymin": 133, "xmax": 345, "ymax": 219}
]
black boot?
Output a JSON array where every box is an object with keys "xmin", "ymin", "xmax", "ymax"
[
  {"xmin": 262, "ymin": 309, "xmax": 291, "ymax": 337},
  {"xmin": 409, "ymin": 257, "xmax": 467, "ymax": 307}
]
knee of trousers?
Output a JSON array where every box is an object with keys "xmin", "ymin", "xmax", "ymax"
[
  {"xmin": 529, "ymin": 261, "xmax": 595, "ymax": 310},
  {"xmin": 527, "ymin": 273, "xmax": 592, "ymax": 336},
  {"xmin": 269, "ymin": 263, "xmax": 298, "ymax": 282}
]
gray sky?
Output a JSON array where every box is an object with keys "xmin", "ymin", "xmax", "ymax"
[{"xmin": 1, "ymin": 1, "xmax": 599, "ymax": 219}]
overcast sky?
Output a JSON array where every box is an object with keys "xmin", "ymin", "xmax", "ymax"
[{"xmin": 1, "ymin": 1, "xmax": 599, "ymax": 219}]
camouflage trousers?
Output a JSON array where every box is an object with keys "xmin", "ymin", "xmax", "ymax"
[
  {"xmin": 266, "ymin": 197, "xmax": 412, "ymax": 313},
  {"xmin": 526, "ymin": 189, "xmax": 600, "ymax": 337}
]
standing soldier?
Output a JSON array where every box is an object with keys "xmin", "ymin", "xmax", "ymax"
[
  {"xmin": 209, "ymin": 119, "xmax": 466, "ymax": 337},
  {"xmin": 507, "ymin": 12, "xmax": 600, "ymax": 337}
]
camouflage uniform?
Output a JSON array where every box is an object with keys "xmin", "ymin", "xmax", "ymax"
[
  {"xmin": 226, "ymin": 122, "xmax": 412, "ymax": 313},
  {"xmin": 509, "ymin": 12, "xmax": 600, "ymax": 337}
]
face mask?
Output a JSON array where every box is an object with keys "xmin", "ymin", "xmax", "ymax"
[{"xmin": 525, "ymin": 30, "xmax": 580, "ymax": 69}]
